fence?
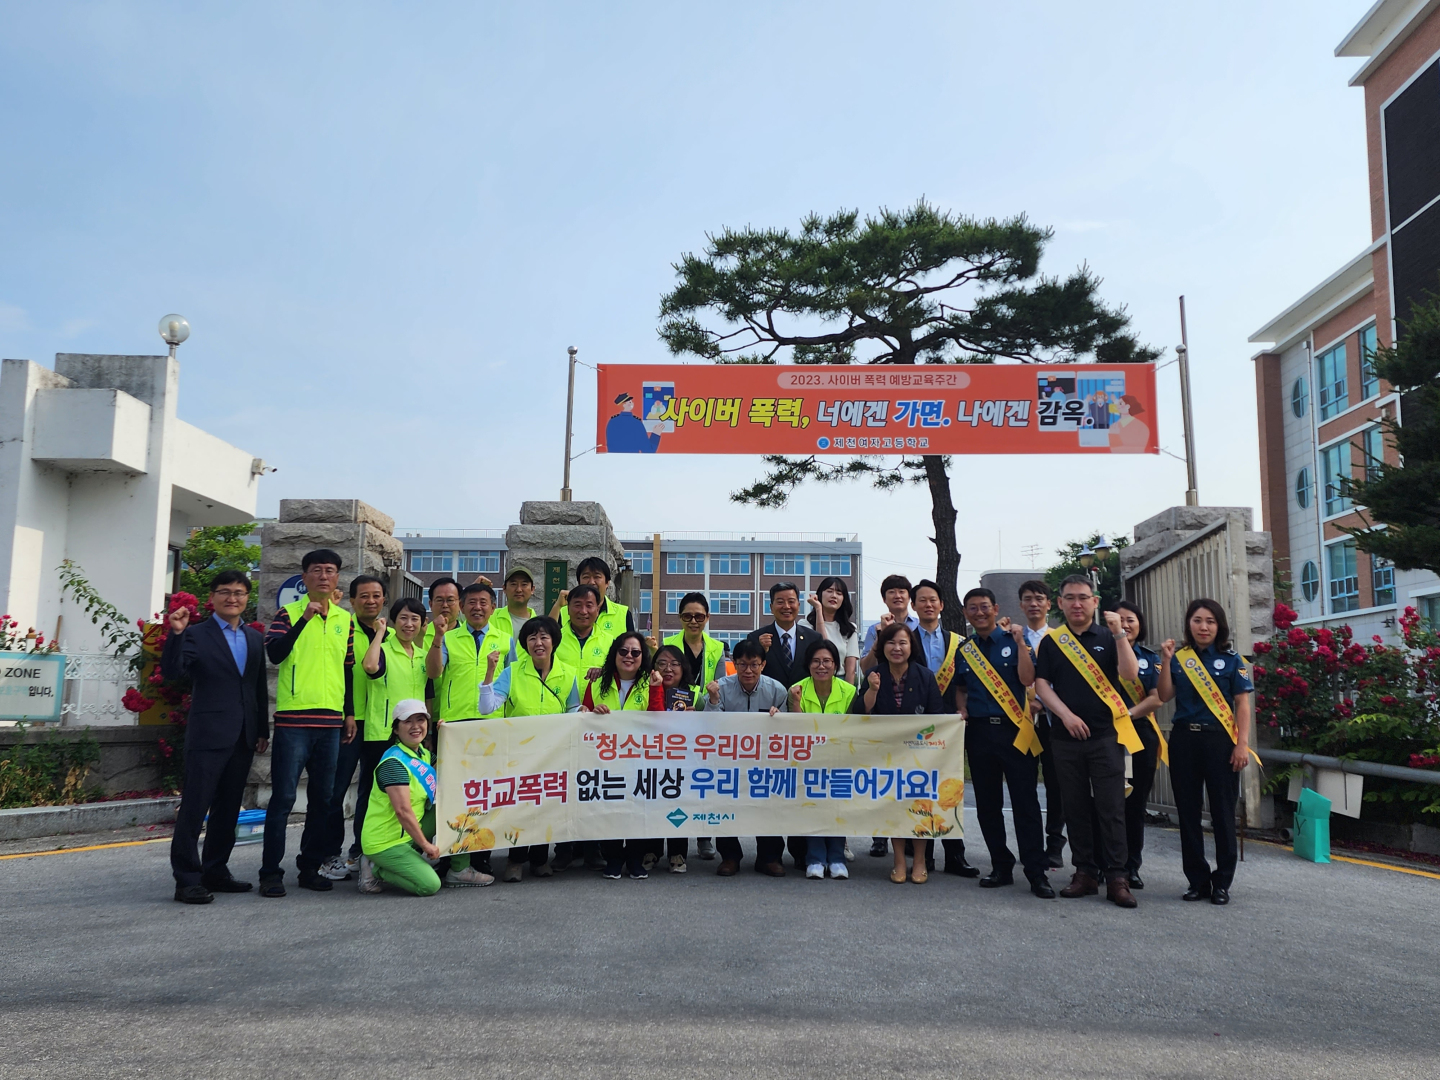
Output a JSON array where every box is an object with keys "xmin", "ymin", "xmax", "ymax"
[
  {"xmin": 1121, "ymin": 513, "xmax": 1262, "ymax": 825},
  {"xmin": 60, "ymin": 652, "xmax": 133, "ymax": 727}
]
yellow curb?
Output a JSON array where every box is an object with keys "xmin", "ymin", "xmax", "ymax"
[
  {"xmin": 1248, "ymin": 837, "xmax": 1440, "ymax": 881},
  {"xmin": 0, "ymin": 837, "xmax": 169, "ymax": 860}
]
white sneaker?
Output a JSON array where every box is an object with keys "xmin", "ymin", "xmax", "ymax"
[
  {"xmin": 357, "ymin": 856, "xmax": 382, "ymax": 894},
  {"xmin": 344, "ymin": 851, "xmax": 360, "ymax": 874},
  {"xmin": 641, "ymin": 852, "xmax": 658, "ymax": 871},
  {"xmin": 696, "ymin": 837, "xmax": 716, "ymax": 860},
  {"xmin": 843, "ymin": 844, "xmax": 855, "ymax": 862},
  {"xmin": 829, "ymin": 861, "xmax": 849, "ymax": 879},
  {"xmin": 669, "ymin": 854, "xmax": 687, "ymax": 874},
  {"xmin": 805, "ymin": 863, "xmax": 825, "ymax": 879},
  {"xmin": 318, "ymin": 855, "xmax": 351, "ymax": 881},
  {"xmin": 443, "ymin": 866, "xmax": 495, "ymax": 888}
]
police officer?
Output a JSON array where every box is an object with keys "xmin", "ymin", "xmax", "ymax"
[
  {"xmin": 1157, "ymin": 598, "xmax": 1254, "ymax": 906},
  {"xmin": 1113, "ymin": 600, "xmax": 1163, "ymax": 890},
  {"xmin": 1019, "ymin": 579, "xmax": 1067, "ymax": 868}
]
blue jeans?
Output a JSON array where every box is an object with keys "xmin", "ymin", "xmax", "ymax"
[
  {"xmin": 321, "ymin": 734, "xmax": 365, "ymax": 861},
  {"xmin": 806, "ymin": 836, "xmax": 845, "ymax": 866},
  {"xmin": 261, "ymin": 726, "xmax": 340, "ymax": 880}
]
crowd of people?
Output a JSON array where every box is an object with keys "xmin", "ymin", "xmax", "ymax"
[{"xmin": 162, "ymin": 548, "xmax": 1254, "ymax": 911}]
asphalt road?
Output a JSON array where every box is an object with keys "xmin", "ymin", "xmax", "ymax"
[{"xmin": 1, "ymin": 812, "xmax": 1436, "ymax": 1080}]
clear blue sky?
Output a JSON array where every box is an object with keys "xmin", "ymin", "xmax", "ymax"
[{"xmin": 0, "ymin": 2, "xmax": 1374, "ymax": 601}]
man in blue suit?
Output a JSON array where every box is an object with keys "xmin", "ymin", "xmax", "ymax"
[
  {"xmin": 161, "ymin": 570, "xmax": 269, "ymax": 904},
  {"xmin": 604, "ymin": 392, "xmax": 661, "ymax": 453}
]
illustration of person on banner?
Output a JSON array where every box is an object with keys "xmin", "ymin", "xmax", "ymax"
[{"xmin": 604, "ymin": 391, "xmax": 661, "ymax": 453}]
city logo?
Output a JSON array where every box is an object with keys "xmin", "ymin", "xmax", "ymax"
[
  {"xmin": 906, "ymin": 724, "xmax": 946, "ymax": 750},
  {"xmin": 666, "ymin": 807, "xmax": 688, "ymax": 829},
  {"xmin": 915, "ymin": 724, "xmax": 935, "ymax": 741}
]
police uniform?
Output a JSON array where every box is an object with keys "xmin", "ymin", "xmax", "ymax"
[
  {"xmin": 1024, "ymin": 624, "xmax": 1067, "ymax": 863},
  {"xmin": 1168, "ymin": 644, "xmax": 1253, "ymax": 896},
  {"xmin": 956, "ymin": 628, "xmax": 1048, "ymax": 886},
  {"xmin": 1120, "ymin": 643, "xmax": 1161, "ymax": 880}
]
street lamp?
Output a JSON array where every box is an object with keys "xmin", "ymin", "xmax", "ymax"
[
  {"xmin": 158, "ymin": 314, "xmax": 190, "ymax": 358},
  {"xmin": 1078, "ymin": 541, "xmax": 1107, "ymax": 595}
]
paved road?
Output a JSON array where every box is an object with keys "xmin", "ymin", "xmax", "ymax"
[{"xmin": 1, "ymin": 813, "xmax": 1436, "ymax": 1080}]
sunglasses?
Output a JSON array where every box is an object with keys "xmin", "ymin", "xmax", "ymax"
[
  {"xmin": 616, "ymin": 648, "xmax": 643, "ymax": 658},
  {"xmin": 679, "ymin": 612, "xmax": 706, "ymax": 622}
]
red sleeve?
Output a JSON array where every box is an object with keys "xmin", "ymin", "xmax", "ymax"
[
  {"xmin": 648, "ymin": 679, "xmax": 664, "ymax": 711},
  {"xmin": 582, "ymin": 682, "xmax": 595, "ymax": 710}
]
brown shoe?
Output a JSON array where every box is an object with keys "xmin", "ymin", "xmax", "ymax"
[
  {"xmin": 716, "ymin": 860, "xmax": 740, "ymax": 877},
  {"xmin": 1107, "ymin": 876, "xmax": 1138, "ymax": 908},
  {"xmin": 1059, "ymin": 871, "xmax": 1099, "ymax": 898},
  {"xmin": 757, "ymin": 861, "xmax": 786, "ymax": 877}
]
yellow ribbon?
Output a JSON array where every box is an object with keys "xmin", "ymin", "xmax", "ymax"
[
  {"xmin": 1174, "ymin": 647, "xmax": 1261, "ymax": 766},
  {"xmin": 1120, "ymin": 674, "xmax": 1169, "ymax": 767},
  {"xmin": 934, "ymin": 630, "xmax": 960, "ymax": 695},
  {"xmin": 1045, "ymin": 627, "xmax": 1145, "ymax": 754},
  {"xmin": 959, "ymin": 637, "xmax": 1042, "ymax": 757}
]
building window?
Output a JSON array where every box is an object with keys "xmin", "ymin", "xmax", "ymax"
[
  {"xmin": 710, "ymin": 553, "xmax": 751, "ymax": 576},
  {"xmin": 638, "ymin": 589, "xmax": 653, "ymax": 614},
  {"xmin": 1317, "ymin": 343, "xmax": 1348, "ymax": 420},
  {"xmin": 708, "ymin": 591, "xmax": 751, "ymax": 615},
  {"xmin": 708, "ymin": 630, "xmax": 749, "ymax": 649},
  {"xmin": 764, "ymin": 554, "xmax": 804, "ymax": 576},
  {"xmin": 1363, "ymin": 426, "xmax": 1385, "ymax": 482},
  {"xmin": 1371, "ymin": 556, "xmax": 1395, "ymax": 607},
  {"xmin": 1328, "ymin": 541, "xmax": 1359, "ymax": 613},
  {"xmin": 1295, "ymin": 467, "xmax": 1313, "ymax": 510},
  {"xmin": 410, "ymin": 550, "xmax": 453, "ymax": 573},
  {"xmin": 457, "ymin": 550, "xmax": 500, "ymax": 573},
  {"xmin": 1300, "ymin": 560, "xmax": 1320, "ymax": 603},
  {"xmin": 667, "ymin": 552, "xmax": 704, "ymax": 575},
  {"xmin": 628, "ymin": 550, "xmax": 653, "ymax": 575},
  {"xmin": 1359, "ymin": 324, "xmax": 1379, "ymax": 399},
  {"xmin": 1322, "ymin": 442, "xmax": 1352, "ymax": 516},
  {"xmin": 810, "ymin": 555, "xmax": 852, "ymax": 576},
  {"xmin": 1291, "ymin": 377, "xmax": 1308, "ymax": 418},
  {"xmin": 1423, "ymin": 595, "xmax": 1440, "ymax": 629},
  {"xmin": 664, "ymin": 591, "xmax": 688, "ymax": 615}
]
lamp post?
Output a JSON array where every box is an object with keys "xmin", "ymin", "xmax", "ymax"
[
  {"xmin": 1077, "ymin": 535, "xmax": 1112, "ymax": 596},
  {"xmin": 158, "ymin": 314, "xmax": 190, "ymax": 358},
  {"xmin": 1177, "ymin": 296, "xmax": 1199, "ymax": 507},
  {"xmin": 561, "ymin": 345, "xmax": 577, "ymax": 502}
]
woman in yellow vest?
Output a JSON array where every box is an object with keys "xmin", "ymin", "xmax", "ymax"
[
  {"xmin": 788, "ymin": 638, "xmax": 857, "ymax": 880},
  {"xmin": 478, "ymin": 616, "xmax": 581, "ymax": 882},
  {"xmin": 1157, "ymin": 598, "xmax": 1254, "ymax": 906},
  {"xmin": 663, "ymin": 592, "xmax": 729, "ymax": 694}
]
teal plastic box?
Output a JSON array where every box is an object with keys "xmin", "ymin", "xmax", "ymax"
[{"xmin": 1293, "ymin": 787, "xmax": 1331, "ymax": 863}]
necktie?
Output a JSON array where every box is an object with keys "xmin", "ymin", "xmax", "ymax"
[{"xmin": 783, "ymin": 631, "xmax": 793, "ymax": 660}]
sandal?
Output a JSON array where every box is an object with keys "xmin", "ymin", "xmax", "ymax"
[
  {"xmin": 889, "ymin": 867, "xmax": 908, "ymax": 884},
  {"xmin": 910, "ymin": 865, "xmax": 929, "ymax": 884}
]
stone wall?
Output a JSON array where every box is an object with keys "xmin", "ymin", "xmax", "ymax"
[
  {"xmin": 505, "ymin": 501, "xmax": 629, "ymax": 601},
  {"xmin": 0, "ymin": 724, "xmax": 180, "ymax": 795},
  {"xmin": 257, "ymin": 499, "xmax": 403, "ymax": 622}
]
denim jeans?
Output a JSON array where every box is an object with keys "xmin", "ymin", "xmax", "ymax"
[
  {"xmin": 261, "ymin": 726, "xmax": 340, "ymax": 880},
  {"xmin": 806, "ymin": 836, "xmax": 845, "ymax": 866}
]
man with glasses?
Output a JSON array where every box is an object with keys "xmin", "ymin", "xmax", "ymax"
[{"xmin": 1019, "ymin": 579, "xmax": 1067, "ymax": 867}]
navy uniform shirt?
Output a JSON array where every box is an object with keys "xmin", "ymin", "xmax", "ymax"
[
  {"xmin": 1123, "ymin": 643, "xmax": 1160, "ymax": 707},
  {"xmin": 954, "ymin": 627, "xmax": 1026, "ymax": 719},
  {"xmin": 1034, "ymin": 620, "xmax": 1122, "ymax": 739},
  {"xmin": 1170, "ymin": 644, "xmax": 1253, "ymax": 729}
]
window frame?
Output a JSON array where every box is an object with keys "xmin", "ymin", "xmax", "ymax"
[
  {"xmin": 666, "ymin": 552, "xmax": 705, "ymax": 576},
  {"xmin": 710, "ymin": 553, "xmax": 751, "ymax": 576},
  {"xmin": 810, "ymin": 555, "xmax": 852, "ymax": 577},
  {"xmin": 1300, "ymin": 560, "xmax": 1320, "ymax": 603},
  {"xmin": 1322, "ymin": 442, "xmax": 1353, "ymax": 517},
  {"xmin": 1317, "ymin": 343, "xmax": 1349, "ymax": 420},
  {"xmin": 1327, "ymin": 540, "xmax": 1360, "ymax": 614},
  {"xmin": 708, "ymin": 590, "xmax": 752, "ymax": 616},
  {"xmin": 763, "ymin": 553, "xmax": 804, "ymax": 576},
  {"xmin": 1295, "ymin": 466, "xmax": 1313, "ymax": 510},
  {"xmin": 1371, "ymin": 555, "xmax": 1395, "ymax": 607},
  {"xmin": 410, "ymin": 549, "xmax": 454, "ymax": 573},
  {"xmin": 1358, "ymin": 324, "xmax": 1380, "ymax": 400},
  {"xmin": 1291, "ymin": 376, "xmax": 1309, "ymax": 418}
]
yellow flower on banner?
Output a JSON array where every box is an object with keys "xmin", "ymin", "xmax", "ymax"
[{"xmin": 938, "ymin": 777, "xmax": 964, "ymax": 811}]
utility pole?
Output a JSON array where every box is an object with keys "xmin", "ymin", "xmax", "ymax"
[
  {"xmin": 561, "ymin": 345, "xmax": 577, "ymax": 502},
  {"xmin": 1177, "ymin": 296, "xmax": 1200, "ymax": 507}
]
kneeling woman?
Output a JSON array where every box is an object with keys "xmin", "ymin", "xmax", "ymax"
[
  {"xmin": 1157, "ymin": 598, "xmax": 1254, "ymax": 906},
  {"xmin": 790, "ymin": 638, "xmax": 856, "ymax": 880},
  {"xmin": 359, "ymin": 700, "xmax": 482, "ymax": 895}
]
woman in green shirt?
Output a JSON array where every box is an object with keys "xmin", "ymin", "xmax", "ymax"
[{"xmin": 788, "ymin": 638, "xmax": 857, "ymax": 881}]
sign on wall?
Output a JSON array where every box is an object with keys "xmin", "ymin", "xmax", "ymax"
[
  {"xmin": 0, "ymin": 652, "xmax": 67, "ymax": 722},
  {"xmin": 596, "ymin": 363, "xmax": 1158, "ymax": 455}
]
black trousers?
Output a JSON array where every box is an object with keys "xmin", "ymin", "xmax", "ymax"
[
  {"xmin": 717, "ymin": 836, "xmax": 784, "ymax": 867},
  {"xmin": 601, "ymin": 838, "xmax": 647, "ymax": 871},
  {"xmin": 1124, "ymin": 724, "xmax": 1160, "ymax": 873},
  {"xmin": 966, "ymin": 719, "xmax": 1048, "ymax": 881},
  {"xmin": 351, "ymin": 740, "xmax": 389, "ymax": 857},
  {"xmin": 171, "ymin": 732, "xmax": 254, "ymax": 888},
  {"xmin": 1050, "ymin": 732, "xmax": 1127, "ymax": 878},
  {"xmin": 644, "ymin": 837, "xmax": 689, "ymax": 859},
  {"xmin": 1169, "ymin": 727, "xmax": 1239, "ymax": 890},
  {"xmin": 1036, "ymin": 715, "xmax": 1066, "ymax": 853},
  {"xmin": 507, "ymin": 845, "xmax": 549, "ymax": 866}
]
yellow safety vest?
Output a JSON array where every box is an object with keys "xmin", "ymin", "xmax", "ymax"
[
  {"xmin": 436, "ymin": 622, "xmax": 512, "ymax": 722},
  {"xmin": 275, "ymin": 598, "xmax": 353, "ymax": 714},
  {"xmin": 364, "ymin": 633, "xmax": 430, "ymax": 742}
]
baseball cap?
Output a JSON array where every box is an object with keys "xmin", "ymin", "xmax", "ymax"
[
  {"xmin": 393, "ymin": 699, "xmax": 429, "ymax": 723},
  {"xmin": 505, "ymin": 566, "xmax": 535, "ymax": 585}
]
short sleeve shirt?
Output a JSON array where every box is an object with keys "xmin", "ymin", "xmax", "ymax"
[
  {"xmin": 1034, "ymin": 620, "xmax": 1122, "ymax": 739},
  {"xmin": 954, "ymin": 628, "xmax": 1025, "ymax": 719},
  {"xmin": 1170, "ymin": 645, "xmax": 1253, "ymax": 729}
]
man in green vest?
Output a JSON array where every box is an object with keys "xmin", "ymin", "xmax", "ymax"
[
  {"xmin": 260, "ymin": 549, "xmax": 356, "ymax": 898},
  {"xmin": 426, "ymin": 579, "xmax": 515, "ymax": 722},
  {"xmin": 554, "ymin": 584, "xmax": 615, "ymax": 674},
  {"xmin": 552, "ymin": 557, "xmax": 634, "ymax": 639},
  {"xmin": 489, "ymin": 566, "xmax": 537, "ymax": 642},
  {"xmin": 421, "ymin": 577, "xmax": 461, "ymax": 652}
]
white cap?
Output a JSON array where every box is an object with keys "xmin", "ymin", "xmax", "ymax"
[{"xmin": 393, "ymin": 699, "xmax": 429, "ymax": 723}]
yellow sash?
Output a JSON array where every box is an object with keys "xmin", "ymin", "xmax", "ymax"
[
  {"xmin": 1175, "ymin": 648, "xmax": 1261, "ymax": 765},
  {"xmin": 959, "ymin": 637, "xmax": 1042, "ymax": 757},
  {"xmin": 1045, "ymin": 627, "xmax": 1144, "ymax": 754},
  {"xmin": 1119, "ymin": 673, "xmax": 1169, "ymax": 767},
  {"xmin": 934, "ymin": 630, "xmax": 960, "ymax": 695}
]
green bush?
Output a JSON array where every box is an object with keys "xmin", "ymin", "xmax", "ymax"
[{"xmin": 0, "ymin": 727, "xmax": 102, "ymax": 808}]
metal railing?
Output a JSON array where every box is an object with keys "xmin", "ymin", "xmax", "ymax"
[{"xmin": 60, "ymin": 652, "xmax": 135, "ymax": 727}]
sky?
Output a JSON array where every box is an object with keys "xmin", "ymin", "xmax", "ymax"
[{"xmin": 0, "ymin": 2, "xmax": 1377, "ymax": 602}]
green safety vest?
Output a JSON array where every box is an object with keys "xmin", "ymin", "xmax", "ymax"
[
  {"xmin": 360, "ymin": 741, "xmax": 433, "ymax": 856},
  {"xmin": 555, "ymin": 626, "xmax": 614, "ymax": 675},
  {"xmin": 664, "ymin": 632, "xmax": 727, "ymax": 690},
  {"xmin": 436, "ymin": 622, "xmax": 513, "ymax": 722},
  {"xmin": 504, "ymin": 655, "xmax": 579, "ymax": 717},
  {"xmin": 489, "ymin": 605, "xmax": 536, "ymax": 644},
  {"xmin": 275, "ymin": 598, "xmax": 353, "ymax": 714},
  {"xmin": 582, "ymin": 676, "xmax": 653, "ymax": 713},
  {"xmin": 793, "ymin": 676, "xmax": 857, "ymax": 714},
  {"xmin": 560, "ymin": 599, "xmax": 629, "ymax": 639},
  {"xmin": 364, "ymin": 633, "xmax": 430, "ymax": 742},
  {"xmin": 351, "ymin": 621, "xmax": 384, "ymax": 728}
]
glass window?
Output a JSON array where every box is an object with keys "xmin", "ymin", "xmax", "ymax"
[
  {"xmin": 1423, "ymin": 595, "xmax": 1440, "ymax": 629},
  {"xmin": 627, "ymin": 550, "xmax": 653, "ymax": 575},
  {"xmin": 1322, "ymin": 443, "xmax": 1352, "ymax": 516},
  {"xmin": 708, "ymin": 591, "xmax": 751, "ymax": 615},
  {"xmin": 1295, "ymin": 467, "xmax": 1313, "ymax": 509},
  {"xmin": 457, "ymin": 550, "xmax": 500, "ymax": 573},
  {"xmin": 1328, "ymin": 541, "xmax": 1359, "ymax": 613},
  {"xmin": 1359, "ymin": 324, "xmax": 1379, "ymax": 399},
  {"xmin": 709, "ymin": 631, "xmax": 749, "ymax": 649},
  {"xmin": 1317, "ymin": 343, "xmax": 1348, "ymax": 419},
  {"xmin": 764, "ymin": 554, "xmax": 804, "ymax": 576},
  {"xmin": 1300, "ymin": 560, "xmax": 1320, "ymax": 603},
  {"xmin": 664, "ymin": 591, "xmax": 687, "ymax": 615},
  {"xmin": 1291, "ymin": 377, "xmax": 1308, "ymax": 418},
  {"xmin": 1371, "ymin": 556, "xmax": 1395, "ymax": 607},
  {"xmin": 410, "ymin": 550, "xmax": 453, "ymax": 573},
  {"xmin": 710, "ymin": 553, "xmax": 751, "ymax": 576},
  {"xmin": 638, "ymin": 589, "xmax": 652, "ymax": 614},
  {"xmin": 810, "ymin": 555, "xmax": 852, "ymax": 576},
  {"xmin": 667, "ymin": 552, "xmax": 704, "ymax": 575},
  {"xmin": 1363, "ymin": 427, "xmax": 1385, "ymax": 482}
]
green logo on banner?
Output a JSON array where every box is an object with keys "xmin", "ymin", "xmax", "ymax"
[
  {"xmin": 916, "ymin": 724, "xmax": 935, "ymax": 740},
  {"xmin": 666, "ymin": 807, "xmax": 688, "ymax": 829}
]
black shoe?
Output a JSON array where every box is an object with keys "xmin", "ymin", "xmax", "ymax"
[
  {"xmin": 174, "ymin": 884, "xmax": 213, "ymax": 904},
  {"xmin": 1182, "ymin": 886, "xmax": 1211, "ymax": 902},
  {"xmin": 1029, "ymin": 878, "xmax": 1056, "ymax": 899},
  {"xmin": 944, "ymin": 860, "xmax": 981, "ymax": 878},
  {"xmin": 259, "ymin": 880, "xmax": 286, "ymax": 898},
  {"xmin": 549, "ymin": 853, "xmax": 578, "ymax": 873},
  {"xmin": 1046, "ymin": 850, "xmax": 1065, "ymax": 869},
  {"xmin": 979, "ymin": 870, "xmax": 1015, "ymax": 889},
  {"xmin": 1127, "ymin": 872, "xmax": 1144, "ymax": 890},
  {"xmin": 201, "ymin": 877, "xmax": 253, "ymax": 893},
  {"xmin": 1210, "ymin": 888, "xmax": 1230, "ymax": 906},
  {"xmin": 869, "ymin": 839, "xmax": 888, "ymax": 857},
  {"xmin": 297, "ymin": 872, "xmax": 333, "ymax": 892}
]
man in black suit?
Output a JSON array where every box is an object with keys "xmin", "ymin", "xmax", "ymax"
[
  {"xmin": 161, "ymin": 570, "xmax": 269, "ymax": 904},
  {"xmin": 748, "ymin": 581, "xmax": 821, "ymax": 868}
]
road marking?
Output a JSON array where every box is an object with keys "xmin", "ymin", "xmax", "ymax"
[
  {"xmin": 0, "ymin": 837, "xmax": 169, "ymax": 860},
  {"xmin": 1250, "ymin": 838, "xmax": 1440, "ymax": 881}
]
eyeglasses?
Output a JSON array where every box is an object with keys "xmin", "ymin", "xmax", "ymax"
[
  {"xmin": 616, "ymin": 648, "xmax": 643, "ymax": 658},
  {"xmin": 212, "ymin": 589, "xmax": 249, "ymax": 600},
  {"xmin": 679, "ymin": 612, "xmax": 706, "ymax": 622},
  {"xmin": 655, "ymin": 658, "xmax": 681, "ymax": 669}
]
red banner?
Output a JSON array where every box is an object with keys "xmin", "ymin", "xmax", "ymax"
[{"xmin": 596, "ymin": 364, "xmax": 1157, "ymax": 455}]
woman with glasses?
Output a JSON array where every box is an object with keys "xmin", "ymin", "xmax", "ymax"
[
  {"xmin": 788, "ymin": 638, "xmax": 857, "ymax": 879},
  {"xmin": 663, "ymin": 593, "xmax": 730, "ymax": 699},
  {"xmin": 652, "ymin": 645, "xmax": 695, "ymax": 711},
  {"xmin": 478, "ymin": 616, "xmax": 581, "ymax": 882},
  {"xmin": 806, "ymin": 576, "xmax": 860, "ymax": 685}
]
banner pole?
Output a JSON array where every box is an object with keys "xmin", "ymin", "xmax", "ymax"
[
  {"xmin": 561, "ymin": 345, "xmax": 577, "ymax": 501},
  {"xmin": 1177, "ymin": 297, "xmax": 1200, "ymax": 506}
]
